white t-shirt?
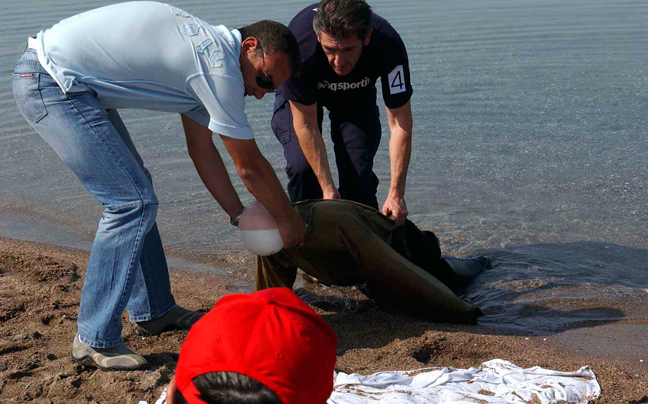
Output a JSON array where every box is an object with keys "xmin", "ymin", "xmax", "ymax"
[{"xmin": 35, "ymin": 1, "xmax": 253, "ymax": 139}]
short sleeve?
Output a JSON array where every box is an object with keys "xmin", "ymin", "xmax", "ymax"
[
  {"xmin": 186, "ymin": 73, "xmax": 254, "ymax": 139},
  {"xmin": 379, "ymin": 33, "xmax": 413, "ymax": 110},
  {"xmin": 280, "ymin": 7, "xmax": 320, "ymax": 106},
  {"xmin": 281, "ymin": 59, "xmax": 318, "ymax": 105}
]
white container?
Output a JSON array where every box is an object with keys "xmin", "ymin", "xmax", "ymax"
[
  {"xmin": 240, "ymin": 228, "xmax": 283, "ymax": 256},
  {"xmin": 239, "ymin": 200, "xmax": 284, "ymax": 256}
]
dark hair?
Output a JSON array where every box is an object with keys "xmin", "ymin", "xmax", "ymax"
[
  {"xmin": 172, "ymin": 372, "xmax": 281, "ymax": 404},
  {"xmin": 238, "ymin": 20, "xmax": 300, "ymax": 74},
  {"xmin": 313, "ymin": 0, "xmax": 373, "ymax": 40}
]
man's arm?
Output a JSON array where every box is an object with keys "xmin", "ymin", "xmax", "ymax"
[
  {"xmin": 182, "ymin": 114, "xmax": 244, "ymax": 220},
  {"xmin": 289, "ymin": 101, "xmax": 340, "ymax": 199},
  {"xmin": 219, "ymin": 135, "xmax": 306, "ymax": 249},
  {"xmin": 383, "ymin": 100, "xmax": 413, "ymax": 226},
  {"xmin": 181, "ymin": 114, "xmax": 306, "ymax": 248}
]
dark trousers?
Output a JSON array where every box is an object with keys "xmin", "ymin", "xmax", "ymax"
[{"xmin": 271, "ymin": 100, "xmax": 381, "ymax": 209}]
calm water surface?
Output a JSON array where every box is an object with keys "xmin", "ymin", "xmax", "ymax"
[{"xmin": 1, "ymin": 0, "xmax": 646, "ymax": 334}]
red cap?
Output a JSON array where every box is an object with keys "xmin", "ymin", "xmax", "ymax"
[{"xmin": 175, "ymin": 288, "xmax": 338, "ymax": 404}]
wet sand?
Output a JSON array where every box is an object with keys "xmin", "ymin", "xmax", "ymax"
[{"xmin": 1, "ymin": 237, "xmax": 646, "ymax": 403}]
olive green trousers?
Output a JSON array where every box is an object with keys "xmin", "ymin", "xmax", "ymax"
[{"xmin": 255, "ymin": 200, "xmax": 482, "ymax": 323}]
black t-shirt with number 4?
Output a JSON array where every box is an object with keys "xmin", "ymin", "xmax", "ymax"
[{"xmin": 276, "ymin": 3, "xmax": 413, "ymax": 115}]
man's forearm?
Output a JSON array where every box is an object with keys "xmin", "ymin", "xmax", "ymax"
[
  {"xmin": 235, "ymin": 153, "xmax": 297, "ymax": 225},
  {"xmin": 289, "ymin": 101, "xmax": 338, "ymax": 198},
  {"xmin": 182, "ymin": 114, "xmax": 243, "ymax": 219},
  {"xmin": 187, "ymin": 140, "xmax": 243, "ymax": 219},
  {"xmin": 388, "ymin": 127, "xmax": 412, "ymax": 199},
  {"xmin": 386, "ymin": 101, "xmax": 414, "ymax": 199},
  {"xmin": 293, "ymin": 125, "xmax": 337, "ymax": 194}
]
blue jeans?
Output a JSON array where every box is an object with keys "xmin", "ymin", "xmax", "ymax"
[{"xmin": 12, "ymin": 49, "xmax": 176, "ymax": 348}]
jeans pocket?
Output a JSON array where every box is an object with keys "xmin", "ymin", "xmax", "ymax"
[{"xmin": 13, "ymin": 72, "xmax": 48, "ymax": 123}]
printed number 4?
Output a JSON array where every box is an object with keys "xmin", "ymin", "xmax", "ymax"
[
  {"xmin": 388, "ymin": 65, "xmax": 406, "ymax": 95},
  {"xmin": 391, "ymin": 71, "xmax": 403, "ymax": 90}
]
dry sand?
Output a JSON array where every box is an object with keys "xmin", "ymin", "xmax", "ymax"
[{"xmin": 1, "ymin": 236, "xmax": 646, "ymax": 403}]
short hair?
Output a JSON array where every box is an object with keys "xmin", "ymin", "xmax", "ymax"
[
  {"xmin": 238, "ymin": 21, "xmax": 300, "ymax": 74},
  {"xmin": 172, "ymin": 372, "xmax": 281, "ymax": 404},
  {"xmin": 313, "ymin": 0, "xmax": 373, "ymax": 40}
]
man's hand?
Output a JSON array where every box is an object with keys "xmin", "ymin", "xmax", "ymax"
[
  {"xmin": 323, "ymin": 186, "xmax": 341, "ymax": 200},
  {"xmin": 382, "ymin": 194, "xmax": 408, "ymax": 226},
  {"xmin": 277, "ymin": 211, "xmax": 308, "ymax": 248},
  {"xmin": 220, "ymin": 135, "xmax": 307, "ymax": 248}
]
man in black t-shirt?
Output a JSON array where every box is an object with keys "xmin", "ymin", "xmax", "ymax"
[{"xmin": 272, "ymin": 0, "xmax": 414, "ymax": 225}]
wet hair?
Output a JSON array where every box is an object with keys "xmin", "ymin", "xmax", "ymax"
[
  {"xmin": 172, "ymin": 371, "xmax": 281, "ymax": 404},
  {"xmin": 313, "ymin": 0, "xmax": 373, "ymax": 41},
  {"xmin": 238, "ymin": 20, "xmax": 300, "ymax": 74}
]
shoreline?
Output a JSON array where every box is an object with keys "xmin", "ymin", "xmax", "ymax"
[{"xmin": 0, "ymin": 236, "xmax": 646, "ymax": 403}]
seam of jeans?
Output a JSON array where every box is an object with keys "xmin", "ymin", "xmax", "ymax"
[
  {"xmin": 78, "ymin": 332, "xmax": 123, "ymax": 349},
  {"xmin": 129, "ymin": 302, "xmax": 177, "ymax": 322},
  {"xmin": 113, "ymin": 203, "xmax": 150, "ymax": 331},
  {"xmin": 139, "ymin": 243, "xmax": 155, "ymax": 314},
  {"xmin": 106, "ymin": 200, "xmax": 157, "ymax": 211},
  {"xmin": 14, "ymin": 62, "xmax": 43, "ymax": 70}
]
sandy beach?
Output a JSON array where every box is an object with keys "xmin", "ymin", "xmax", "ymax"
[
  {"xmin": 2, "ymin": 0, "xmax": 647, "ymax": 403},
  {"xmin": 1, "ymin": 236, "xmax": 646, "ymax": 404}
]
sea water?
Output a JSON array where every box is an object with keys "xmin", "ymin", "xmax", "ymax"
[{"xmin": 0, "ymin": 0, "xmax": 646, "ymax": 334}]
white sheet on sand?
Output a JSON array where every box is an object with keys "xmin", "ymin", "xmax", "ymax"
[
  {"xmin": 145, "ymin": 359, "xmax": 601, "ymax": 404},
  {"xmin": 328, "ymin": 359, "xmax": 600, "ymax": 404}
]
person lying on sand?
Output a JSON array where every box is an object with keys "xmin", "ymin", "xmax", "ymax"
[
  {"xmin": 250, "ymin": 200, "xmax": 488, "ymax": 323},
  {"xmin": 157, "ymin": 288, "xmax": 337, "ymax": 404}
]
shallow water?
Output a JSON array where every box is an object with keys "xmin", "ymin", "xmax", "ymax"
[
  {"xmin": 1, "ymin": 0, "xmax": 647, "ymax": 334},
  {"xmin": 466, "ymin": 242, "xmax": 648, "ymax": 334}
]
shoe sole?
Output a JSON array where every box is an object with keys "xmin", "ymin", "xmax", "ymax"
[
  {"xmin": 134, "ymin": 323, "xmax": 187, "ymax": 337},
  {"xmin": 70, "ymin": 352, "xmax": 147, "ymax": 371},
  {"xmin": 134, "ymin": 324, "xmax": 172, "ymax": 337}
]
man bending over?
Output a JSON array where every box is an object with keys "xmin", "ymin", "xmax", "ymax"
[{"xmin": 13, "ymin": 2, "xmax": 305, "ymax": 369}]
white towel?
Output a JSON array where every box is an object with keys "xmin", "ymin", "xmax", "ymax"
[{"xmin": 328, "ymin": 359, "xmax": 600, "ymax": 404}]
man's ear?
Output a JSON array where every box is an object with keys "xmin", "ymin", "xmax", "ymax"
[
  {"xmin": 241, "ymin": 36, "xmax": 260, "ymax": 53},
  {"xmin": 363, "ymin": 28, "xmax": 373, "ymax": 46}
]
